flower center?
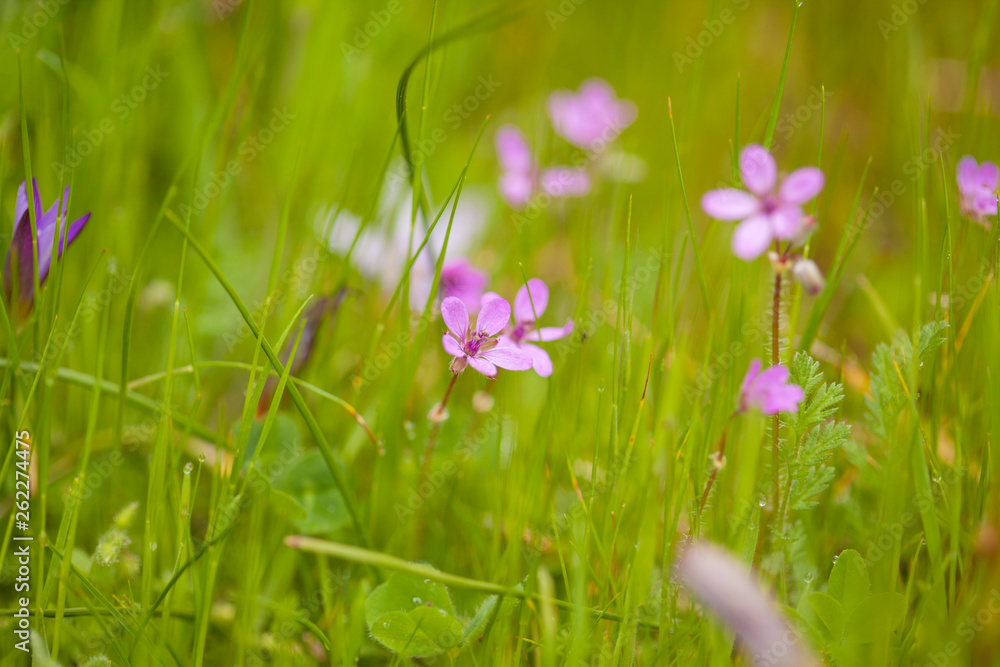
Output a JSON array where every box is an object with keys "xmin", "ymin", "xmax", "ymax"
[{"xmin": 463, "ymin": 329, "xmax": 498, "ymax": 356}]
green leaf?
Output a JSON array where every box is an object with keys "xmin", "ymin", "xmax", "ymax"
[
  {"xmin": 272, "ymin": 450, "xmax": 349, "ymax": 534},
  {"xmin": 247, "ymin": 467, "xmax": 307, "ymax": 520},
  {"xmin": 843, "ymin": 592, "xmax": 906, "ymax": 645},
  {"xmin": 808, "ymin": 592, "xmax": 844, "ymax": 641},
  {"xmin": 365, "ymin": 571, "xmax": 463, "ymax": 657},
  {"xmin": 828, "ymin": 550, "xmax": 870, "ymax": 615}
]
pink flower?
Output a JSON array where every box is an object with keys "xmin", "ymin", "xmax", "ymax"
[
  {"xmin": 485, "ymin": 279, "xmax": 573, "ymax": 377},
  {"xmin": 701, "ymin": 145, "xmax": 824, "ymax": 261},
  {"xmin": 546, "ymin": 78, "xmax": 637, "ymax": 150},
  {"xmin": 441, "ymin": 296, "xmax": 532, "ymax": 377},
  {"xmin": 956, "ymin": 155, "xmax": 998, "ymax": 224},
  {"xmin": 495, "ymin": 125, "xmax": 591, "ymax": 208},
  {"xmin": 738, "ymin": 359, "xmax": 804, "ymax": 415},
  {"xmin": 440, "ymin": 258, "xmax": 487, "ymax": 311}
]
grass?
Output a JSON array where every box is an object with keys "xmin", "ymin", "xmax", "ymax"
[{"xmin": 0, "ymin": 0, "xmax": 999, "ymax": 665}]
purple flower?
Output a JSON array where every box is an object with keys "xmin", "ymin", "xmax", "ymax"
[
  {"xmin": 441, "ymin": 296, "xmax": 532, "ymax": 377},
  {"xmin": 495, "ymin": 125, "xmax": 590, "ymax": 208},
  {"xmin": 738, "ymin": 359, "xmax": 804, "ymax": 415},
  {"xmin": 3, "ymin": 179, "xmax": 91, "ymax": 308},
  {"xmin": 701, "ymin": 145, "xmax": 824, "ymax": 261},
  {"xmin": 485, "ymin": 279, "xmax": 573, "ymax": 377},
  {"xmin": 546, "ymin": 78, "xmax": 637, "ymax": 150},
  {"xmin": 956, "ymin": 155, "xmax": 998, "ymax": 224},
  {"xmin": 439, "ymin": 258, "xmax": 488, "ymax": 312}
]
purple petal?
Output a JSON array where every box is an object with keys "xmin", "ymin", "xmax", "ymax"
[
  {"xmin": 739, "ymin": 359, "xmax": 762, "ymax": 402},
  {"xmin": 514, "ymin": 278, "xmax": 548, "ymax": 323},
  {"xmin": 476, "ymin": 296, "xmax": 511, "ymax": 336},
  {"xmin": 779, "ymin": 167, "xmax": 824, "ymax": 204},
  {"xmin": 731, "ymin": 215, "xmax": 772, "ymax": 261},
  {"xmin": 701, "ymin": 189, "xmax": 760, "ymax": 221},
  {"xmin": 762, "ymin": 384, "xmax": 805, "ymax": 414},
  {"xmin": 441, "ymin": 296, "xmax": 469, "ymax": 338},
  {"xmin": 480, "ymin": 345, "xmax": 533, "ymax": 371},
  {"xmin": 59, "ymin": 212, "xmax": 91, "ymax": 257},
  {"xmin": 467, "ymin": 355, "xmax": 498, "ymax": 377},
  {"xmin": 740, "ymin": 144, "xmax": 777, "ymax": 196},
  {"xmin": 499, "ymin": 171, "xmax": 534, "ymax": 208},
  {"xmin": 957, "ymin": 156, "xmax": 979, "ymax": 192},
  {"xmin": 540, "ymin": 168, "xmax": 591, "ymax": 197},
  {"xmin": 769, "ymin": 206, "xmax": 805, "ymax": 240},
  {"xmin": 495, "ymin": 125, "xmax": 533, "ymax": 172},
  {"xmin": 442, "ymin": 333, "xmax": 464, "ymax": 358},
  {"xmin": 979, "ymin": 161, "xmax": 1000, "ymax": 191},
  {"xmin": 755, "ymin": 364, "xmax": 790, "ymax": 387},
  {"xmin": 521, "ymin": 343, "xmax": 553, "ymax": 377},
  {"xmin": 535, "ymin": 319, "xmax": 573, "ymax": 342}
]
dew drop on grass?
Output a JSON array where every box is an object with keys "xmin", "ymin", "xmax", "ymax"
[
  {"xmin": 758, "ymin": 494, "xmax": 767, "ymax": 507},
  {"xmin": 184, "ymin": 462, "xmax": 193, "ymax": 474},
  {"xmin": 832, "ymin": 555, "xmax": 839, "ymax": 563},
  {"xmin": 150, "ymin": 542, "xmax": 158, "ymax": 551},
  {"xmin": 804, "ymin": 572, "xmax": 815, "ymax": 583},
  {"xmin": 412, "ymin": 597, "xmax": 422, "ymax": 605},
  {"xmin": 921, "ymin": 537, "xmax": 927, "ymax": 546}
]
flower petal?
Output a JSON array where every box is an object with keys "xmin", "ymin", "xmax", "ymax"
[
  {"xmin": 957, "ymin": 155, "xmax": 979, "ymax": 192},
  {"xmin": 59, "ymin": 212, "xmax": 91, "ymax": 258},
  {"xmin": 755, "ymin": 364, "xmax": 790, "ymax": 387},
  {"xmin": 476, "ymin": 296, "xmax": 511, "ymax": 336},
  {"xmin": 495, "ymin": 125, "xmax": 533, "ymax": 172},
  {"xmin": 499, "ymin": 171, "xmax": 534, "ymax": 208},
  {"xmin": 769, "ymin": 206, "xmax": 805, "ymax": 240},
  {"xmin": 540, "ymin": 167, "xmax": 591, "ymax": 197},
  {"xmin": 441, "ymin": 296, "xmax": 469, "ymax": 338},
  {"xmin": 522, "ymin": 343, "xmax": 553, "ymax": 377},
  {"xmin": 731, "ymin": 215, "xmax": 773, "ymax": 261},
  {"xmin": 480, "ymin": 345, "xmax": 533, "ymax": 371},
  {"xmin": 701, "ymin": 189, "xmax": 761, "ymax": 221},
  {"xmin": 762, "ymin": 384, "xmax": 805, "ymax": 415},
  {"xmin": 779, "ymin": 167, "xmax": 824, "ymax": 204},
  {"xmin": 514, "ymin": 278, "xmax": 548, "ymax": 323},
  {"xmin": 442, "ymin": 333, "xmax": 464, "ymax": 358},
  {"xmin": 467, "ymin": 355, "xmax": 498, "ymax": 377},
  {"xmin": 740, "ymin": 144, "xmax": 777, "ymax": 196},
  {"xmin": 739, "ymin": 359, "xmax": 762, "ymax": 403},
  {"xmin": 535, "ymin": 319, "xmax": 573, "ymax": 342},
  {"xmin": 979, "ymin": 161, "xmax": 1000, "ymax": 190}
]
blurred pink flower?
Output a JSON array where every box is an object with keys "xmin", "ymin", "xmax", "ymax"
[
  {"xmin": 440, "ymin": 258, "xmax": 487, "ymax": 311},
  {"xmin": 441, "ymin": 296, "xmax": 532, "ymax": 377},
  {"xmin": 675, "ymin": 541, "xmax": 819, "ymax": 667},
  {"xmin": 484, "ymin": 278, "xmax": 573, "ymax": 377},
  {"xmin": 701, "ymin": 145, "xmax": 824, "ymax": 261},
  {"xmin": 547, "ymin": 78, "xmax": 637, "ymax": 150},
  {"xmin": 956, "ymin": 155, "xmax": 998, "ymax": 224},
  {"xmin": 495, "ymin": 125, "xmax": 590, "ymax": 208},
  {"xmin": 738, "ymin": 359, "xmax": 804, "ymax": 415}
]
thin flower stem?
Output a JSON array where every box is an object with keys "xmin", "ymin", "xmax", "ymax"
[
  {"xmin": 697, "ymin": 413, "xmax": 736, "ymax": 520},
  {"xmin": 771, "ymin": 264, "xmax": 782, "ymax": 508},
  {"xmin": 423, "ymin": 371, "xmax": 460, "ymax": 476}
]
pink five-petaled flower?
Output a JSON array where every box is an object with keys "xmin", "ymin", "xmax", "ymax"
[
  {"xmin": 495, "ymin": 125, "xmax": 590, "ymax": 208},
  {"xmin": 441, "ymin": 296, "xmax": 532, "ymax": 377},
  {"xmin": 439, "ymin": 258, "xmax": 488, "ymax": 312},
  {"xmin": 738, "ymin": 359, "xmax": 804, "ymax": 415},
  {"xmin": 546, "ymin": 78, "xmax": 637, "ymax": 150},
  {"xmin": 4, "ymin": 179, "xmax": 92, "ymax": 310},
  {"xmin": 701, "ymin": 144, "xmax": 824, "ymax": 261},
  {"xmin": 956, "ymin": 155, "xmax": 999, "ymax": 225},
  {"xmin": 485, "ymin": 279, "xmax": 573, "ymax": 377}
]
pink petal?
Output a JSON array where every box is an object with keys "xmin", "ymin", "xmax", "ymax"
[
  {"xmin": 480, "ymin": 345, "xmax": 533, "ymax": 371},
  {"xmin": 739, "ymin": 359, "xmax": 762, "ymax": 400},
  {"xmin": 514, "ymin": 278, "xmax": 548, "ymax": 323},
  {"xmin": 441, "ymin": 296, "xmax": 469, "ymax": 338},
  {"xmin": 701, "ymin": 189, "xmax": 761, "ymax": 221},
  {"xmin": 957, "ymin": 156, "xmax": 979, "ymax": 191},
  {"xmin": 467, "ymin": 356, "xmax": 498, "ymax": 377},
  {"xmin": 499, "ymin": 171, "xmax": 534, "ymax": 208},
  {"xmin": 442, "ymin": 333, "xmax": 464, "ymax": 358},
  {"xmin": 522, "ymin": 343, "xmax": 553, "ymax": 377},
  {"xmin": 476, "ymin": 296, "xmax": 511, "ymax": 336},
  {"xmin": 535, "ymin": 319, "xmax": 573, "ymax": 342},
  {"xmin": 769, "ymin": 206, "xmax": 805, "ymax": 240},
  {"xmin": 495, "ymin": 125, "xmax": 533, "ymax": 172},
  {"xmin": 731, "ymin": 215, "xmax": 773, "ymax": 261},
  {"xmin": 978, "ymin": 161, "xmax": 1000, "ymax": 190},
  {"xmin": 779, "ymin": 167, "xmax": 824, "ymax": 204},
  {"xmin": 480, "ymin": 291, "xmax": 503, "ymax": 308},
  {"xmin": 739, "ymin": 144, "xmax": 777, "ymax": 196},
  {"xmin": 755, "ymin": 364, "xmax": 790, "ymax": 387},
  {"xmin": 762, "ymin": 384, "xmax": 804, "ymax": 415},
  {"xmin": 540, "ymin": 168, "xmax": 591, "ymax": 197}
]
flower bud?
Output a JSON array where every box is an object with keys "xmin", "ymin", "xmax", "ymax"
[{"xmin": 792, "ymin": 258, "xmax": 825, "ymax": 295}]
